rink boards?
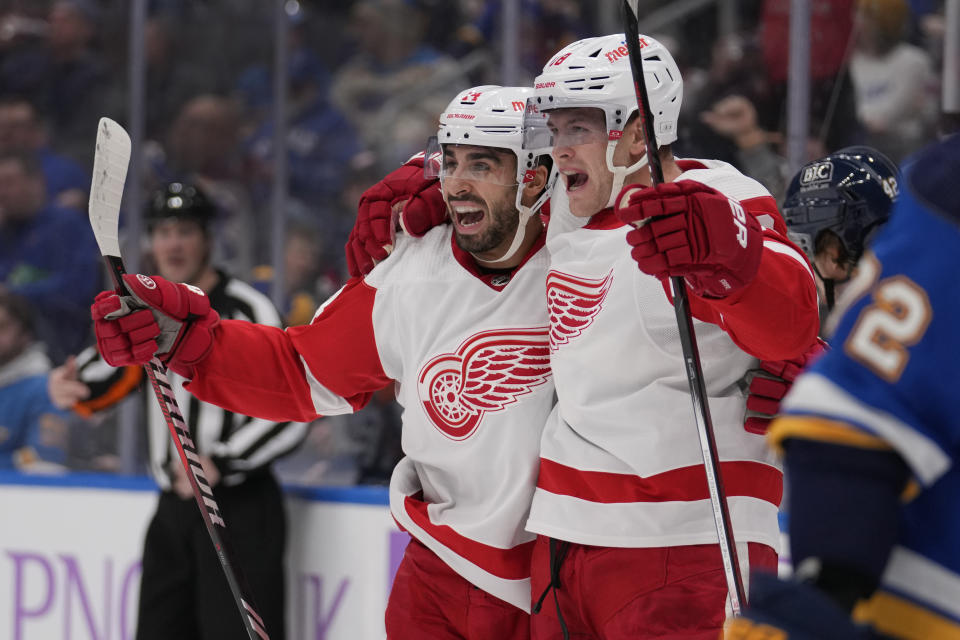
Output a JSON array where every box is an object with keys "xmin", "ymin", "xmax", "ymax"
[{"xmin": 0, "ymin": 472, "xmax": 404, "ymax": 640}]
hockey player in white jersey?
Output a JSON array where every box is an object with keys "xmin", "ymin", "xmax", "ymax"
[
  {"xmin": 520, "ymin": 34, "xmax": 820, "ymax": 639},
  {"xmin": 91, "ymin": 86, "xmax": 555, "ymax": 639}
]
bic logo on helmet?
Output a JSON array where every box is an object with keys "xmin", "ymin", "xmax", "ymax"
[{"xmin": 800, "ymin": 161, "xmax": 833, "ymax": 186}]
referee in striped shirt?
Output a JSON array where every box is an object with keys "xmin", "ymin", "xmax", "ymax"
[{"xmin": 53, "ymin": 182, "xmax": 308, "ymax": 640}]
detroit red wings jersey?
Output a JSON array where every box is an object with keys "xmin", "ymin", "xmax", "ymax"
[
  {"xmin": 185, "ymin": 226, "xmax": 554, "ymax": 612},
  {"xmin": 526, "ymin": 158, "xmax": 817, "ymax": 551}
]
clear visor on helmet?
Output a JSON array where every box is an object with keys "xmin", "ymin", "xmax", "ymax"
[
  {"xmin": 521, "ymin": 99, "xmax": 609, "ymax": 150},
  {"xmin": 423, "ymin": 136, "xmax": 520, "ymax": 186}
]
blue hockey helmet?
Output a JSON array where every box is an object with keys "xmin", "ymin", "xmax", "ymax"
[{"xmin": 783, "ymin": 146, "xmax": 900, "ymax": 264}]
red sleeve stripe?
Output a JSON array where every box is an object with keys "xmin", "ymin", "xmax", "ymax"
[
  {"xmin": 741, "ymin": 195, "xmax": 787, "ymax": 234},
  {"xmin": 537, "ymin": 458, "xmax": 783, "ymax": 506},
  {"xmin": 403, "ymin": 495, "xmax": 535, "ymax": 581},
  {"xmin": 763, "ymin": 237, "xmax": 815, "ymax": 281}
]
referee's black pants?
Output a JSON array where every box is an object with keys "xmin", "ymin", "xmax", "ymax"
[{"xmin": 136, "ymin": 471, "xmax": 287, "ymax": 640}]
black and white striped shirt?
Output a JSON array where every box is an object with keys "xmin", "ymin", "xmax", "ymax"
[{"xmin": 77, "ymin": 270, "xmax": 309, "ymax": 489}]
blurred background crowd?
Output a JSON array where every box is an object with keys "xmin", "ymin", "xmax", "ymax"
[{"xmin": 0, "ymin": 0, "xmax": 952, "ymax": 485}]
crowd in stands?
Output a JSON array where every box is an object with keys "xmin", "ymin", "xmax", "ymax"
[{"xmin": 0, "ymin": 0, "xmax": 949, "ymax": 483}]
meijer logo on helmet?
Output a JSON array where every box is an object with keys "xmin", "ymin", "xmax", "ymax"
[{"xmin": 605, "ymin": 37, "xmax": 649, "ymax": 63}]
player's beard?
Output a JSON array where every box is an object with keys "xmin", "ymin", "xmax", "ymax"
[{"xmin": 452, "ymin": 194, "xmax": 519, "ymax": 256}]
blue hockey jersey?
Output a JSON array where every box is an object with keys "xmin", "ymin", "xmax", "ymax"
[{"xmin": 771, "ymin": 135, "xmax": 960, "ymax": 639}]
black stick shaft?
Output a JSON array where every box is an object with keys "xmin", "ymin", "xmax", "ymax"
[
  {"xmin": 620, "ymin": 2, "xmax": 746, "ymax": 613},
  {"xmin": 106, "ymin": 255, "xmax": 270, "ymax": 640}
]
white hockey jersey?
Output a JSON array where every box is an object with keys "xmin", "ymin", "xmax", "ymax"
[
  {"xmin": 186, "ymin": 227, "xmax": 555, "ymax": 612},
  {"xmin": 526, "ymin": 159, "xmax": 817, "ymax": 551}
]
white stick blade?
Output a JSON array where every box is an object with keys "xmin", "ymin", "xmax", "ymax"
[{"xmin": 89, "ymin": 117, "xmax": 131, "ymax": 258}]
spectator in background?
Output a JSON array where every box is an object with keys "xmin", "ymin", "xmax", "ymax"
[
  {"xmin": 700, "ymin": 94, "xmax": 789, "ymax": 201},
  {"xmin": 679, "ymin": 31, "xmax": 790, "ymax": 200},
  {"xmin": 850, "ymin": 0, "xmax": 938, "ymax": 161},
  {"xmin": 455, "ymin": 0, "xmax": 589, "ymax": 78},
  {"xmin": 251, "ymin": 217, "xmax": 339, "ymax": 327},
  {"xmin": 0, "ymin": 95, "xmax": 88, "ymax": 210},
  {"xmin": 240, "ymin": 28, "xmax": 361, "ymax": 215},
  {"xmin": 0, "ymin": 293, "xmax": 69, "ymax": 472},
  {"xmin": 0, "ymin": 0, "xmax": 108, "ymax": 166},
  {"xmin": 146, "ymin": 94, "xmax": 257, "ymax": 276},
  {"xmin": 0, "ymin": 152, "xmax": 99, "ymax": 362},
  {"xmin": 330, "ymin": 0, "xmax": 467, "ymax": 169},
  {"xmin": 759, "ymin": 0, "xmax": 861, "ymax": 156},
  {"xmin": 117, "ymin": 14, "xmax": 210, "ymax": 142}
]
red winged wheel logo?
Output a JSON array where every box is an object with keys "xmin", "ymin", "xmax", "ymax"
[
  {"xmin": 418, "ymin": 327, "xmax": 552, "ymax": 440},
  {"xmin": 546, "ymin": 270, "xmax": 614, "ymax": 350}
]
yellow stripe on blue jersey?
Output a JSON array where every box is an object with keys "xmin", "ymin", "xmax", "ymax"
[
  {"xmin": 767, "ymin": 416, "xmax": 893, "ymax": 455},
  {"xmin": 854, "ymin": 589, "xmax": 960, "ymax": 640}
]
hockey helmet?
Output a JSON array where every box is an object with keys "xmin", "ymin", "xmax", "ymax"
[
  {"xmin": 525, "ymin": 33, "xmax": 683, "ymax": 207},
  {"xmin": 146, "ymin": 181, "xmax": 216, "ymax": 232},
  {"xmin": 529, "ymin": 33, "xmax": 682, "ymax": 148},
  {"xmin": 427, "ymin": 86, "xmax": 554, "ymax": 196},
  {"xmin": 424, "ymin": 85, "xmax": 556, "ymax": 263},
  {"xmin": 783, "ymin": 146, "xmax": 900, "ymax": 264}
]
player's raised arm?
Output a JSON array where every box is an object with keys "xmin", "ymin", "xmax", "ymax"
[{"xmin": 91, "ymin": 272, "xmax": 390, "ymax": 423}]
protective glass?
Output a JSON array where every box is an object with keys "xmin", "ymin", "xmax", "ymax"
[
  {"xmin": 423, "ymin": 136, "xmax": 519, "ymax": 186},
  {"xmin": 522, "ymin": 99, "xmax": 609, "ymax": 150}
]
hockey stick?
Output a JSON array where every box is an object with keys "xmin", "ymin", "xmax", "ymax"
[
  {"xmin": 89, "ymin": 118, "xmax": 271, "ymax": 640},
  {"xmin": 621, "ymin": 1, "xmax": 747, "ymax": 614}
]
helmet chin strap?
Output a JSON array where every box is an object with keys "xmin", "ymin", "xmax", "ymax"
[
  {"xmin": 474, "ymin": 204, "xmax": 535, "ymax": 268},
  {"xmin": 604, "ymin": 140, "xmax": 650, "ymax": 209}
]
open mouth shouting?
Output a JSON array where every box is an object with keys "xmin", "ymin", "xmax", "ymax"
[
  {"xmin": 562, "ymin": 169, "xmax": 589, "ymax": 193},
  {"xmin": 449, "ymin": 200, "xmax": 487, "ymax": 234}
]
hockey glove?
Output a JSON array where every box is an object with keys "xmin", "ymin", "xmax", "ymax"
[
  {"xmin": 744, "ymin": 339, "xmax": 828, "ymax": 434},
  {"xmin": 345, "ymin": 153, "xmax": 447, "ymax": 277},
  {"xmin": 615, "ymin": 181, "xmax": 763, "ymax": 298},
  {"xmin": 92, "ymin": 274, "xmax": 220, "ymax": 378}
]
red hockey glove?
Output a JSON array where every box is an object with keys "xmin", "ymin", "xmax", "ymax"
[
  {"xmin": 616, "ymin": 181, "xmax": 763, "ymax": 298},
  {"xmin": 92, "ymin": 274, "xmax": 220, "ymax": 378},
  {"xmin": 345, "ymin": 153, "xmax": 447, "ymax": 277},
  {"xmin": 744, "ymin": 338, "xmax": 828, "ymax": 434}
]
